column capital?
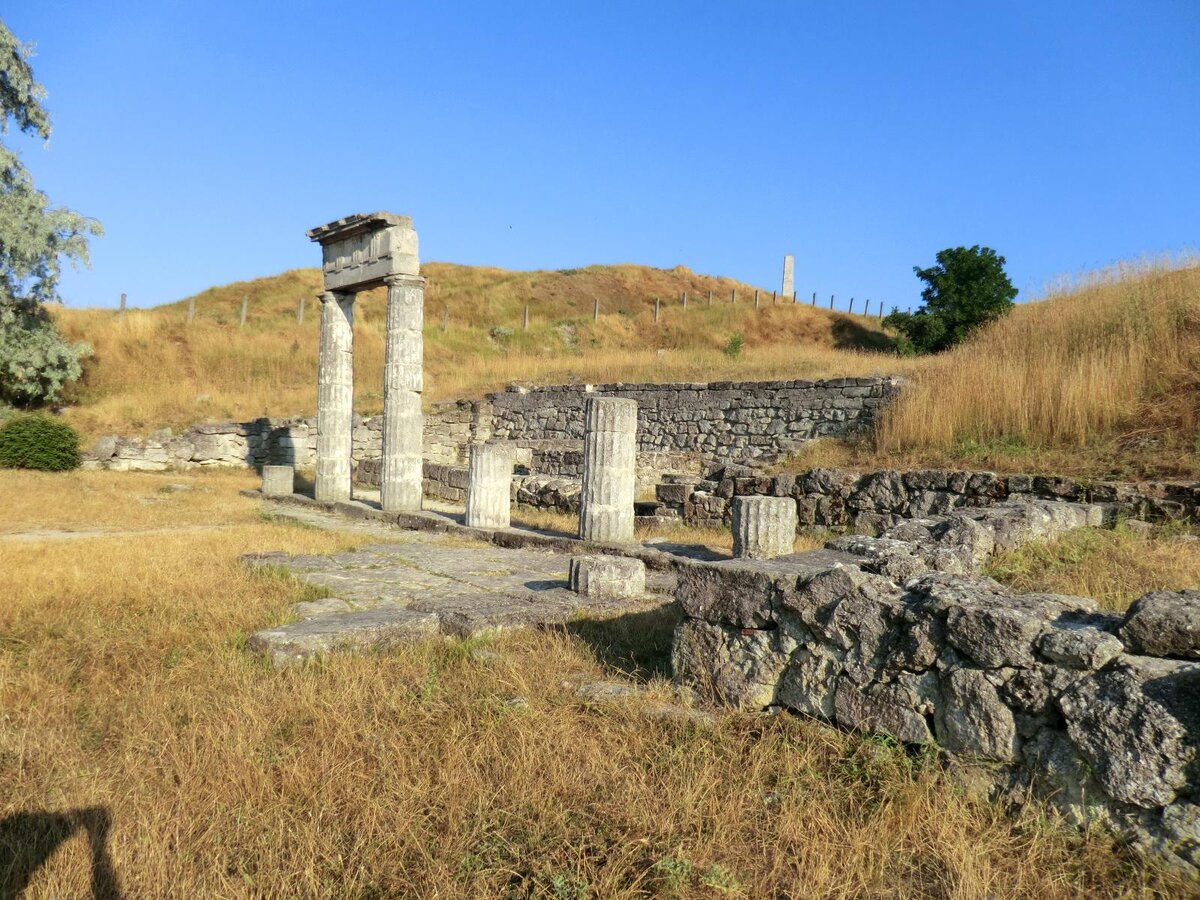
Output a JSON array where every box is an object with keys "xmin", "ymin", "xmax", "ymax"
[
  {"xmin": 319, "ymin": 290, "xmax": 355, "ymax": 304},
  {"xmin": 383, "ymin": 274, "xmax": 427, "ymax": 288}
]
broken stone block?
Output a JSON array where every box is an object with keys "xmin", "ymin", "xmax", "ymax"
[
  {"xmin": 1120, "ymin": 590, "xmax": 1200, "ymax": 659},
  {"xmin": 261, "ymin": 465, "xmax": 295, "ymax": 497},
  {"xmin": 568, "ymin": 554, "xmax": 646, "ymax": 599}
]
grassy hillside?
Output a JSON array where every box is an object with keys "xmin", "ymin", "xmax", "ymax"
[
  {"xmin": 51, "ymin": 263, "xmax": 902, "ymax": 438},
  {"xmin": 782, "ymin": 257, "xmax": 1200, "ymax": 479},
  {"xmin": 49, "ymin": 255, "xmax": 1200, "ymax": 479}
]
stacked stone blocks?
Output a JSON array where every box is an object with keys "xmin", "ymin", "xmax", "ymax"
[{"xmin": 578, "ymin": 398, "xmax": 637, "ymax": 543}]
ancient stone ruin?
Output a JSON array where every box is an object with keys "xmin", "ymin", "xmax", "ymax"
[{"xmin": 307, "ymin": 212, "xmax": 425, "ymax": 510}]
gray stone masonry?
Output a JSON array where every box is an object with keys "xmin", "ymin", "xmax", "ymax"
[
  {"xmin": 315, "ymin": 291, "xmax": 355, "ymax": 501},
  {"xmin": 465, "ymin": 442, "xmax": 513, "ymax": 529},
  {"xmin": 672, "ymin": 498, "xmax": 1200, "ymax": 874},
  {"xmin": 660, "ymin": 463, "xmax": 1200, "ymax": 531},
  {"xmin": 732, "ymin": 496, "xmax": 798, "ymax": 559},
  {"xmin": 579, "ymin": 398, "xmax": 638, "ymax": 543},
  {"xmin": 261, "ymin": 465, "xmax": 294, "ymax": 497},
  {"xmin": 381, "ymin": 274, "xmax": 425, "ymax": 512},
  {"xmin": 568, "ymin": 555, "xmax": 647, "ymax": 599},
  {"xmin": 487, "ymin": 377, "xmax": 904, "ymax": 463}
]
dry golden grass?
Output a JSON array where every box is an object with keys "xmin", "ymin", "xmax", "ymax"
[
  {"xmin": 0, "ymin": 470, "xmax": 1190, "ymax": 896},
  {"xmin": 986, "ymin": 524, "xmax": 1200, "ymax": 612},
  {"xmin": 50, "ymin": 263, "xmax": 900, "ymax": 440},
  {"xmin": 874, "ymin": 257, "xmax": 1200, "ymax": 478}
]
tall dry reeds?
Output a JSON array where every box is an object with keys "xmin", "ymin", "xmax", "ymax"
[{"xmin": 876, "ymin": 257, "xmax": 1200, "ymax": 453}]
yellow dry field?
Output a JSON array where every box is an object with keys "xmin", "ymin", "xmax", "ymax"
[
  {"xmin": 0, "ymin": 470, "xmax": 1189, "ymax": 896},
  {"xmin": 52, "ymin": 263, "xmax": 900, "ymax": 441}
]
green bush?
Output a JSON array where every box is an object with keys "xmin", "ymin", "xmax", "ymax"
[
  {"xmin": 0, "ymin": 413, "xmax": 81, "ymax": 470},
  {"xmin": 723, "ymin": 332, "xmax": 744, "ymax": 359}
]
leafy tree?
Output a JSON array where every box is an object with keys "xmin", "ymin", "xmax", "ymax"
[
  {"xmin": 0, "ymin": 18, "xmax": 100, "ymax": 406},
  {"xmin": 885, "ymin": 246, "xmax": 1017, "ymax": 354}
]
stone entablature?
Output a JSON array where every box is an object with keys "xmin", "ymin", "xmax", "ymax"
[{"xmin": 306, "ymin": 212, "xmax": 419, "ymax": 292}]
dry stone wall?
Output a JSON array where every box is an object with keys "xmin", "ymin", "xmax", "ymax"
[
  {"xmin": 487, "ymin": 377, "xmax": 902, "ymax": 461},
  {"xmin": 653, "ymin": 464, "xmax": 1200, "ymax": 531},
  {"xmin": 83, "ymin": 401, "xmax": 476, "ymax": 473},
  {"xmin": 672, "ymin": 501, "xmax": 1200, "ymax": 873}
]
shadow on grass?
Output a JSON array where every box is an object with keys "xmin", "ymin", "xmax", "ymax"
[
  {"xmin": 562, "ymin": 602, "xmax": 683, "ymax": 682},
  {"xmin": 0, "ymin": 806, "xmax": 121, "ymax": 898}
]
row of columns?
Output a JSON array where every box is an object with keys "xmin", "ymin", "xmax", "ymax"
[{"xmin": 315, "ymin": 275, "xmax": 426, "ymax": 511}]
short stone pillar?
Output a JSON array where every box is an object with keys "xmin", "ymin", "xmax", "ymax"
[
  {"xmin": 381, "ymin": 274, "xmax": 425, "ymax": 512},
  {"xmin": 314, "ymin": 291, "xmax": 355, "ymax": 502},
  {"xmin": 465, "ymin": 442, "xmax": 512, "ymax": 528},
  {"xmin": 578, "ymin": 397, "xmax": 637, "ymax": 542},
  {"xmin": 569, "ymin": 555, "xmax": 646, "ymax": 598},
  {"xmin": 732, "ymin": 496, "xmax": 798, "ymax": 559},
  {"xmin": 261, "ymin": 465, "xmax": 294, "ymax": 497},
  {"xmin": 782, "ymin": 254, "xmax": 794, "ymax": 299}
]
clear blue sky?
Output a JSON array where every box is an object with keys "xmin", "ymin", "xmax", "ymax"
[{"xmin": 6, "ymin": 1, "xmax": 1199, "ymax": 310}]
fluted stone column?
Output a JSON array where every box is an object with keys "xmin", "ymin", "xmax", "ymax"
[
  {"xmin": 261, "ymin": 465, "xmax": 294, "ymax": 497},
  {"xmin": 465, "ymin": 442, "xmax": 512, "ymax": 528},
  {"xmin": 381, "ymin": 274, "xmax": 425, "ymax": 512},
  {"xmin": 315, "ymin": 291, "xmax": 355, "ymax": 502},
  {"xmin": 732, "ymin": 496, "xmax": 798, "ymax": 559},
  {"xmin": 578, "ymin": 397, "xmax": 637, "ymax": 542}
]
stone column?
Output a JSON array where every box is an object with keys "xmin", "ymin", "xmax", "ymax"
[
  {"xmin": 315, "ymin": 291, "xmax": 355, "ymax": 502},
  {"xmin": 261, "ymin": 465, "xmax": 294, "ymax": 497},
  {"xmin": 732, "ymin": 496, "xmax": 798, "ymax": 559},
  {"xmin": 381, "ymin": 274, "xmax": 425, "ymax": 512},
  {"xmin": 578, "ymin": 397, "xmax": 637, "ymax": 542},
  {"xmin": 782, "ymin": 254, "xmax": 794, "ymax": 299},
  {"xmin": 465, "ymin": 442, "xmax": 512, "ymax": 528}
]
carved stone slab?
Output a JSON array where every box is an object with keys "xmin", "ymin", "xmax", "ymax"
[{"xmin": 307, "ymin": 211, "xmax": 419, "ymax": 291}]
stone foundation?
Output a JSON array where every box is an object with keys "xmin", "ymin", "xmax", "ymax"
[{"xmin": 672, "ymin": 499, "xmax": 1200, "ymax": 873}]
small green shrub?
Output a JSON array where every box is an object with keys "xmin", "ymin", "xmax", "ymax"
[
  {"xmin": 723, "ymin": 332, "xmax": 744, "ymax": 359},
  {"xmin": 0, "ymin": 413, "xmax": 81, "ymax": 470}
]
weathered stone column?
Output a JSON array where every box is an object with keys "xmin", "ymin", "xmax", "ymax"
[
  {"xmin": 465, "ymin": 442, "xmax": 512, "ymax": 528},
  {"xmin": 732, "ymin": 496, "xmax": 797, "ymax": 559},
  {"xmin": 381, "ymin": 274, "xmax": 425, "ymax": 512},
  {"xmin": 261, "ymin": 464, "xmax": 294, "ymax": 497},
  {"xmin": 315, "ymin": 291, "xmax": 355, "ymax": 502},
  {"xmin": 578, "ymin": 397, "xmax": 637, "ymax": 542},
  {"xmin": 782, "ymin": 254, "xmax": 794, "ymax": 299}
]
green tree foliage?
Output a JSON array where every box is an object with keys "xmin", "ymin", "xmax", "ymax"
[
  {"xmin": 0, "ymin": 18, "xmax": 100, "ymax": 406},
  {"xmin": 0, "ymin": 412, "xmax": 80, "ymax": 470},
  {"xmin": 885, "ymin": 246, "xmax": 1018, "ymax": 354}
]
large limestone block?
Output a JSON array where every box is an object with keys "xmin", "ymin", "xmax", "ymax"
[
  {"xmin": 1119, "ymin": 590, "xmax": 1200, "ymax": 659},
  {"xmin": 568, "ymin": 555, "xmax": 646, "ymax": 599},
  {"xmin": 731, "ymin": 496, "xmax": 797, "ymax": 559}
]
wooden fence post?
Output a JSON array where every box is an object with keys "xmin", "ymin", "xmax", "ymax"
[
  {"xmin": 682, "ymin": 291, "xmax": 688, "ymax": 309},
  {"xmin": 442, "ymin": 304, "xmax": 449, "ymax": 332},
  {"xmin": 829, "ymin": 294, "xmax": 834, "ymax": 310},
  {"xmin": 811, "ymin": 291, "xmax": 816, "ymax": 306},
  {"xmin": 296, "ymin": 296, "xmax": 304, "ymax": 325},
  {"xmin": 187, "ymin": 296, "xmax": 196, "ymax": 324},
  {"xmin": 523, "ymin": 305, "xmax": 530, "ymax": 330},
  {"xmin": 239, "ymin": 295, "xmax": 249, "ymax": 328},
  {"xmin": 119, "ymin": 293, "xmax": 127, "ymax": 319},
  {"xmin": 654, "ymin": 297, "xmax": 660, "ymax": 322},
  {"xmin": 593, "ymin": 298, "xmax": 600, "ymax": 321},
  {"xmin": 849, "ymin": 297, "xmax": 855, "ymax": 314}
]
